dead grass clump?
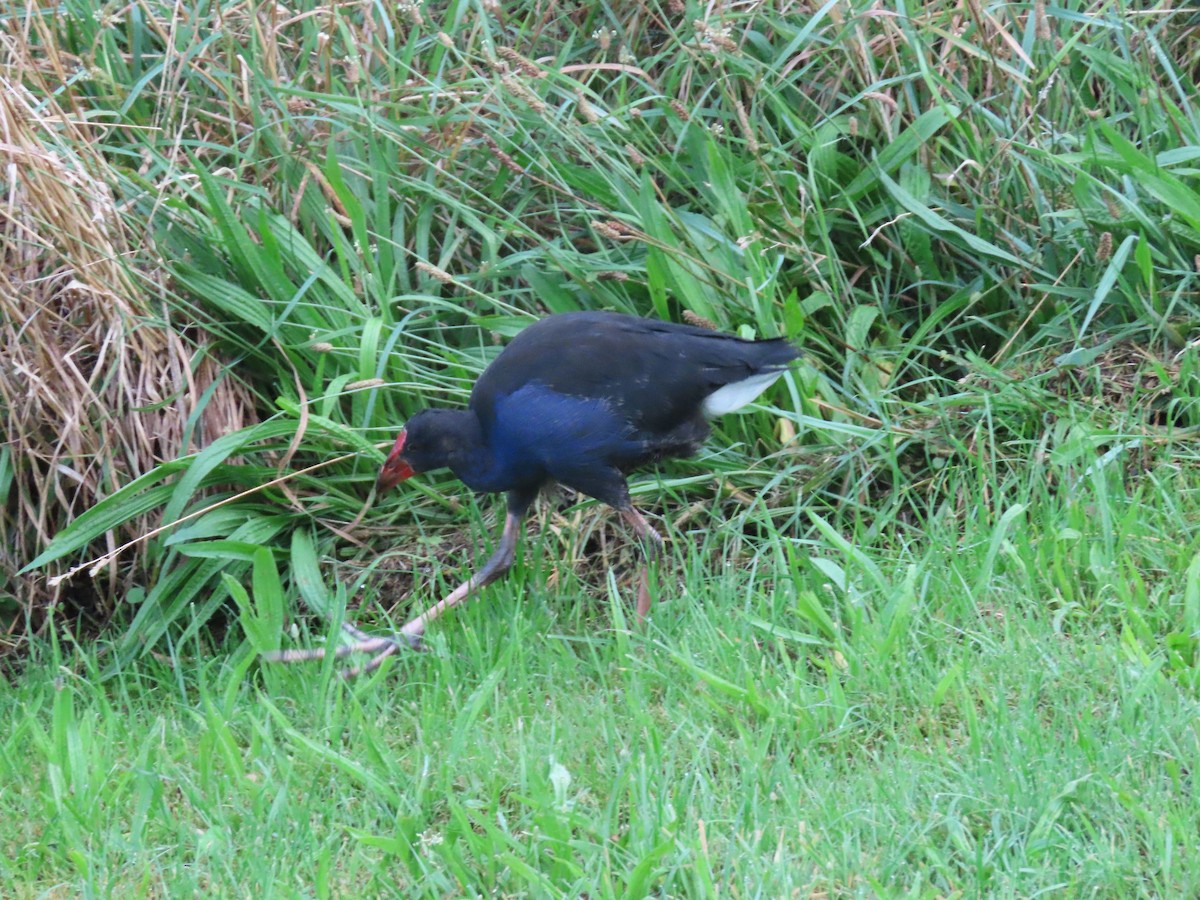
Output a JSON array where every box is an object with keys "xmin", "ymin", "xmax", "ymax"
[
  {"xmin": 0, "ymin": 77, "xmax": 254, "ymax": 651},
  {"xmin": 1045, "ymin": 340, "xmax": 1178, "ymax": 417}
]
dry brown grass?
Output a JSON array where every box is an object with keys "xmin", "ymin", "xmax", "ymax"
[{"xmin": 0, "ymin": 33, "xmax": 254, "ymax": 647}]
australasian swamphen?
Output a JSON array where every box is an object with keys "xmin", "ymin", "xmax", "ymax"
[{"xmin": 273, "ymin": 311, "xmax": 798, "ymax": 675}]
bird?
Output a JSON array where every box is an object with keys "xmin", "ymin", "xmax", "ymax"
[{"xmin": 270, "ymin": 310, "xmax": 799, "ymax": 676}]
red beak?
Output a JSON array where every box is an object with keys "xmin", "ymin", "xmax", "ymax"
[{"xmin": 377, "ymin": 429, "xmax": 415, "ymax": 491}]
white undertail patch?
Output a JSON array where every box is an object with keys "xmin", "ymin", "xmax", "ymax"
[{"xmin": 700, "ymin": 370, "xmax": 786, "ymax": 417}]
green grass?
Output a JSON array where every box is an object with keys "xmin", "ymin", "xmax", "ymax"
[
  {"xmin": 8, "ymin": 0, "xmax": 1200, "ymax": 894},
  {"xmin": 8, "ymin": 466, "xmax": 1200, "ymax": 895}
]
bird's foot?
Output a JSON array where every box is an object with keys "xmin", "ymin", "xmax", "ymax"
[{"xmin": 262, "ymin": 621, "xmax": 425, "ymax": 677}]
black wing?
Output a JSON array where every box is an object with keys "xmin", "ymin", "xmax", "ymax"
[{"xmin": 470, "ymin": 311, "xmax": 798, "ymax": 436}]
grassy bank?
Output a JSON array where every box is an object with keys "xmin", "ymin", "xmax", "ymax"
[
  {"xmin": 5, "ymin": 0, "xmax": 1200, "ymax": 893},
  {"xmin": 7, "ymin": 471, "xmax": 1200, "ymax": 893}
]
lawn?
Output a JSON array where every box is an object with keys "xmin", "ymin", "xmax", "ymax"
[{"xmin": 4, "ymin": 0, "xmax": 1200, "ymax": 895}]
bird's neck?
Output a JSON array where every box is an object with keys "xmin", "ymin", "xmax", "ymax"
[
  {"xmin": 444, "ymin": 415, "xmax": 520, "ymax": 493},
  {"xmin": 452, "ymin": 449, "xmax": 511, "ymax": 494}
]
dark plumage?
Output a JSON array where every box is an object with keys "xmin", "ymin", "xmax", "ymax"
[
  {"xmin": 274, "ymin": 311, "xmax": 798, "ymax": 676},
  {"xmin": 380, "ymin": 311, "xmax": 798, "ymax": 502}
]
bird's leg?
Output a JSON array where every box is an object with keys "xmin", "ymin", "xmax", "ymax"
[
  {"xmin": 263, "ymin": 511, "xmax": 524, "ymax": 677},
  {"xmin": 395, "ymin": 509, "xmax": 524, "ymax": 643},
  {"xmin": 619, "ymin": 506, "xmax": 664, "ymax": 620}
]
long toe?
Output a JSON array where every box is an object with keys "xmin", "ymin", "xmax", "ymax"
[
  {"xmin": 402, "ymin": 631, "xmax": 426, "ymax": 652},
  {"xmin": 398, "ymin": 622, "xmax": 426, "ymax": 650}
]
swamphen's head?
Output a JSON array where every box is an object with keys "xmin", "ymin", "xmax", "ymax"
[{"xmin": 377, "ymin": 409, "xmax": 481, "ymax": 491}]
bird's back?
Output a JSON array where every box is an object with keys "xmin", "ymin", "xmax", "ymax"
[{"xmin": 471, "ymin": 311, "xmax": 798, "ymax": 438}]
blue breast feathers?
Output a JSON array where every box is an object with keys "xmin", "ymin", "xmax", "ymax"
[{"xmin": 486, "ymin": 384, "xmax": 641, "ymax": 484}]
